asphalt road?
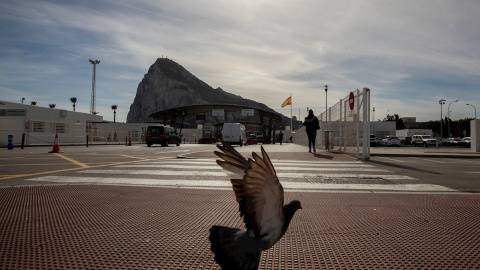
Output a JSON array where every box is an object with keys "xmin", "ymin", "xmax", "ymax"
[
  {"xmin": 366, "ymin": 155, "xmax": 480, "ymax": 193},
  {"xmin": 1, "ymin": 143, "xmax": 479, "ymax": 193}
]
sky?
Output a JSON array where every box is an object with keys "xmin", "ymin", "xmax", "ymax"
[{"xmin": 1, "ymin": 0, "xmax": 479, "ymax": 123}]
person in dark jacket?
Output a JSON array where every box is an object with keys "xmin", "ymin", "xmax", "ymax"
[{"xmin": 303, "ymin": 109, "xmax": 320, "ymax": 153}]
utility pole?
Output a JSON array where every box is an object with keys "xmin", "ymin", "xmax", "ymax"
[
  {"xmin": 324, "ymin": 84, "xmax": 328, "ymax": 131},
  {"xmin": 447, "ymin": 100, "xmax": 458, "ymax": 137},
  {"xmin": 89, "ymin": 59, "xmax": 100, "ymax": 115},
  {"xmin": 439, "ymin": 99, "xmax": 445, "ymax": 141}
]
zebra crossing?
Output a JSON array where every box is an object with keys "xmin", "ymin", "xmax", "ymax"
[{"xmin": 26, "ymin": 158, "xmax": 456, "ymax": 192}]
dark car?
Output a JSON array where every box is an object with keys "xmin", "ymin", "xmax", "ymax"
[
  {"xmin": 400, "ymin": 136, "xmax": 412, "ymax": 146},
  {"xmin": 370, "ymin": 134, "xmax": 379, "ymax": 146},
  {"xmin": 456, "ymin": 137, "xmax": 470, "ymax": 147},
  {"xmin": 146, "ymin": 126, "xmax": 181, "ymax": 147},
  {"xmin": 247, "ymin": 134, "xmax": 258, "ymax": 145}
]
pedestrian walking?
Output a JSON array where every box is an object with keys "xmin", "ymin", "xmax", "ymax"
[
  {"xmin": 303, "ymin": 109, "xmax": 320, "ymax": 153},
  {"xmin": 279, "ymin": 131, "xmax": 284, "ymax": 145}
]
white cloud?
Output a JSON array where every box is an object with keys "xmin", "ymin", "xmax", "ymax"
[{"xmin": 1, "ymin": 0, "xmax": 479, "ymax": 123}]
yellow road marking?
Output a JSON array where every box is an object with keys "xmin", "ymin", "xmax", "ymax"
[
  {"xmin": 120, "ymin": 155, "xmax": 151, "ymax": 160},
  {"xmin": 53, "ymin": 153, "xmax": 90, "ymax": 168},
  {"xmin": 0, "ymin": 156, "xmax": 174, "ymax": 181}
]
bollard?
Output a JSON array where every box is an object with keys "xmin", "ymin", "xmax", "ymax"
[
  {"xmin": 7, "ymin": 135, "xmax": 13, "ymax": 150},
  {"xmin": 87, "ymin": 135, "xmax": 89, "ymax": 147},
  {"xmin": 21, "ymin": 133, "xmax": 25, "ymax": 149}
]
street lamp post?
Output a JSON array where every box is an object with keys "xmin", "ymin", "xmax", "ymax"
[
  {"xmin": 466, "ymin": 104, "xmax": 477, "ymax": 120},
  {"xmin": 447, "ymin": 99, "xmax": 459, "ymax": 137},
  {"xmin": 439, "ymin": 99, "xmax": 446, "ymax": 140},
  {"xmin": 89, "ymin": 59, "xmax": 100, "ymax": 115},
  {"xmin": 324, "ymin": 84, "xmax": 328, "ymax": 130},
  {"xmin": 111, "ymin": 105, "xmax": 118, "ymax": 123}
]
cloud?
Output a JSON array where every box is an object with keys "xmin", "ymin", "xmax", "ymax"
[{"xmin": 1, "ymin": 0, "xmax": 479, "ymax": 123}]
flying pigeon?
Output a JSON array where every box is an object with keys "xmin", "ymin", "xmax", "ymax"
[{"xmin": 209, "ymin": 139, "xmax": 302, "ymax": 270}]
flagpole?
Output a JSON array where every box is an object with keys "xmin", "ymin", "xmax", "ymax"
[{"xmin": 290, "ymin": 95, "xmax": 293, "ymax": 132}]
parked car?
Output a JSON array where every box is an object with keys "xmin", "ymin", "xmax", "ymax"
[
  {"xmin": 463, "ymin": 137, "xmax": 471, "ymax": 147},
  {"xmin": 400, "ymin": 136, "xmax": 412, "ymax": 146},
  {"xmin": 380, "ymin": 136, "xmax": 401, "ymax": 146},
  {"xmin": 246, "ymin": 134, "xmax": 258, "ymax": 145},
  {"xmin": 442, "ymin": 138, "xmax": 456, "ymax": 146},
  {"xmin": 411, "ymin": 135, "xmax": 436, "ymax": 147},
  {"xmin": 457, "ymin": 137, "xmax": 471, "ymax": 147},
  {"xmin": 146, "ymin": 126, "xmax": 181, "ymax": 147},
  {"xmin": 370, "ymin": 134, "xmax": 379, "ymax": 146}
]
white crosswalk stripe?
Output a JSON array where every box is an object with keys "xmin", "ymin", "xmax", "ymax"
[{"xmin": 26, "ymin": 158, "xmax": 456, "ymax": 192}]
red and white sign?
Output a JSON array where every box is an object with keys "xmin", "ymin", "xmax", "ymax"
[{"xmin": 349, "ymin": 92, "xmax": 355, "ymax": 110}]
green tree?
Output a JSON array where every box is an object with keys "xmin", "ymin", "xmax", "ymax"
[{"xmin": 383, "ymin": 113, "xmax": 406, "ymax": 130}]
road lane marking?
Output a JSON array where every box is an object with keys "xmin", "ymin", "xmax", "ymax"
[
  {"xmin": 25, "ymin": 176, "xmax": 455, "ymax": 192},
  {"xmin": 77, "ymin": 169, "xmax": 412, "ymax": 180},
  {"xmin": 115, "ymin": 164, "xmax": 388, "ymax": 172},
  {"xmin": 410, "ymin": 157, "xmax": 447, "ymax": 163},
  {"xmin": 53, "ymin": 153, "xmax": 90, "ymax": 168},
  {"xmin": 138, "ymin": 161, "xmax": 374, "ymax": 167},
  {"xmin": 0, "ymin": 156, "xmax": 175, "ymax": 181},
  {"xmin": 377, "ymin": 157, "xmax": 405, "ymax": 163}
]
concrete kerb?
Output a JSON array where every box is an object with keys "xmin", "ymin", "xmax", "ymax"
[{"xmin": 370, "ymin": 147, "xmax": 480, "ymax": 159}]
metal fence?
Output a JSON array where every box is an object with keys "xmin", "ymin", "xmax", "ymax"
[
  {"xmin": 318, "ymin": 88, "xmax": 371, "ymax": 160},
  {"xmin": 1, "ymin": 121, "xmax": 205, "ymax": 147}
]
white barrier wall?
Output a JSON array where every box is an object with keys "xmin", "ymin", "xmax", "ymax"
[{"xmin": 471, "ymin": 119, "xmax": 480, "ymax": 152}]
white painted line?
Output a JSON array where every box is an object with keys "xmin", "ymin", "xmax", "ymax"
[
  {"xmin": 282, "ymin": 183, "xmax": 456, "ymax": 192},
  {"xmin": 277, "ymin": 173, "xmax": 415, "ymax": 180},
  {"xmin": 273, "ymin": 162, "xmax": 372, "ymax": 167},
  {"xmin": 377, "ymin": 157, "xmax": 405, "ymax": 163},
  {"xmin": 115, "ymin": 164, "xmax": 388, "ymax": 172},
  {"xmin": 139, "ymin": 161, "xmax": 374, "ymax": 167},
  {"xmin": 76, "ymin": 169, "xmax": 412, "ymax": 180},
  {"xmin": 410, "ymin": 157, "xmax": 447, "ymax": 163},
  {"xmin": 77, "ymin": 169, "xmax": 228, "ymax": 177},
  {"xmin": 26, "ymin": 176, "xmax": 231, "ymax": 187},
  {"xmin": 271, "ymin": 160, "xmax": 361, "ymax": 164},
  {"xmin": 26, "ymin": 176, "xmax": 454, "ymax": 192},
  {"xmin": 117, "ymin": 165, "xmax": 221, "ymax": 169}
]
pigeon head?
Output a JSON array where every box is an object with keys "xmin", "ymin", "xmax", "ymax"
[{"xmin": 286, "ymin": 200, "xmax": 303, "ymax": 212}]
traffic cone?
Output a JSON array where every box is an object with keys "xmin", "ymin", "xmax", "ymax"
[{"xmin": 49, "ymin": 133, "xmax": 62, "ymax": 153}]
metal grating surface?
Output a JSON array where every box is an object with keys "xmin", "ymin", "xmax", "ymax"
[{"xmin": 0, "ymin": 186, "xmax": 479, "ymax": 269}]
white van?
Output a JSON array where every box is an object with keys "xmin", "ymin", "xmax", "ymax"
[{"xmin": 222, "ymin": 123, "xmax": 246, "ymax": 146}]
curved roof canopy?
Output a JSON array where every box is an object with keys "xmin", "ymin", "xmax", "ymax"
[{"xmin": 148, "ymin": 104, "xmax": 282, "ymax": 122}]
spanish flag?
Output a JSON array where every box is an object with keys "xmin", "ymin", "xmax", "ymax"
[{"xmin": 281, "ymin": 96, "xmax": 292, "ymax": 108}]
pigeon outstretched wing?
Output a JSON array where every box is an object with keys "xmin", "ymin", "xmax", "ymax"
[
  {"xmin": 215, "ymin": 140, "xmax": 285, "ymax": 248},
  {"xmin": 211, "ymin": 139, "xmax": 302, "ymax": 269}
]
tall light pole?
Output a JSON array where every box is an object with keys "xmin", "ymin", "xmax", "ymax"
[
  {"xmin": 89, "ymin": 59, "xmax": 100, "ymax": 115},
  {"xmin": 447, "ymin": 99, "xmax": 459, "ymax": 137},
  {"xmin": 111, "ymin": 105, "xmax": 118, "ymax": 123},
  {"xmin": 324, "ymin": 84, "xmax": 328, "ymax": 130},
  {"xmin": 70, "ymin": 97, "xmax": 77, "ymax": 112},
  {"xmin": 466, "ymin": 104, "xmax": 477, "ymax": 120},
  {"xmin": 439, "ymin": 99, "xmax": 446, "ymax": 139}
]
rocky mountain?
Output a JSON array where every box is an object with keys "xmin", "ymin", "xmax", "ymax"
[{"xmin": 127, "ymin": 58, "xmax": 297, "ymax": 127}]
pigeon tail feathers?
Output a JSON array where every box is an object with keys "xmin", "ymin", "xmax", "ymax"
[{"xmin": 209, "ymin": 226, "xmax": 261, "ymax": 270}]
